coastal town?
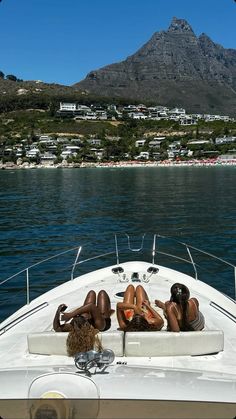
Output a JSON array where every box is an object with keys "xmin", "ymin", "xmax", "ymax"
[{"xmin": 1, "ymin": 101, "xmax": 236, "ymax": 169}]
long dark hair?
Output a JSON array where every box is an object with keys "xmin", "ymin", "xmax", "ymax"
[
  {"xmin": 124, "ymin": 314, "xmax": 153, "ymax": 332},
  {"xmin": 170, "ymin": 283, "xmax": 193, "ymax": 331}
]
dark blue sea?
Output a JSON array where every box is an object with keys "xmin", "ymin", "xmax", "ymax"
[{"xmin": 0, "ymin": 167, "xmax": 236, "ymax": 321}]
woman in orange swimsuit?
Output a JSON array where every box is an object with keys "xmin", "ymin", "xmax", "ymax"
[{"xmin": 117, "ymin": 284, "xmax": 164, "ymax": 331}]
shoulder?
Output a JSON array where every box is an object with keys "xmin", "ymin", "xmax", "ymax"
[
  {"xmin": 166, "ymin": 302, "xmax": 178, "ymax": 315},
  {"xmin": 189, "ymin": 298, "xmax": 199, "ymax": 307}
]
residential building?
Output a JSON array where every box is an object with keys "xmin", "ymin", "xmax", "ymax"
[
  {"xmin": 87, "ymin": 139, "xmax": 102, "ymax": 146},
  {"xmin": 90, "ymin": 148, "xmax": 104, "ymax": 160},
  {"xmin": 59, "ymin": 103, "xmax": 77, "ymax": 111},
  {"xmin": 149, "ymin": 140, "xmax": 162, "ymax": 149},
  {"xmin": 39, "ymin": 135, "xmax": 52, "ymax": 142},
  {"xmin": 168, "ymin": 108, "xmax": 186, "ymax": 116},
  {"xmin": 26, "ymin": 147, "xmax": 40, "ymax": 158},
  {"xmin": 187, "ymin": 139, "xmax": 212, "ymax": 145},
  {"xmin": 135, "ymin": 139, "xmax": 146, "ymax": 148},
  {"xmin": 215, "ymin": 136, "xmax": 236, "ymax": 145},
  {"xmin": 60, "ymin": 145, "xmax": 81, "ymax": 159},
  {"xmin": 135, "ymin": 151, "xmax": 149, "ymax": 160},
  {"xmin": 40, "ymin": 152, "xmax": 57, "ymax": 165},
  {"xmin": 128, "ymin": 112, "xmax": 147, "ymax": 120},
  {"xmin": 179, "ymin": 116, "xmax": 197, "ymax": 125}
]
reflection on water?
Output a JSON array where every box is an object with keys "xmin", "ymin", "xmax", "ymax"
[{"xmin": 0, "ymin": 167, "xmax": 236, "ymax": 318}]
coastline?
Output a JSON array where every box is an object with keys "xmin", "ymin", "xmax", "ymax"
[{"xmin": 1, "ymin": 159, "xmax": 236, "ymax": 170}]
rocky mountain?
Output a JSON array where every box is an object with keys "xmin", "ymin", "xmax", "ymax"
[{"xmin": 74, "ymin": 17, "xmax": 236, "ymax": 115}]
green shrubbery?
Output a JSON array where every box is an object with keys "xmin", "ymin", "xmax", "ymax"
[{"xmin": 0, "ymin": 108, "xmax": 236, "ymax": 164}]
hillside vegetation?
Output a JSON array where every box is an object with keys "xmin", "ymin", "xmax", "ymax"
[{"xmin": 1, "ymin": 109, "xmax": 236, "ymax": 163}]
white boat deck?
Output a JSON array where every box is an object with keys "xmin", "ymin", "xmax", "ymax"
[{"xmin": 0, "ymin": 261, "xmax": 236, "ymax": 404}]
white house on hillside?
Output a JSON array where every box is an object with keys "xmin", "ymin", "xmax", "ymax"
[
  {"xmin": 60, "ymin": 103, "xmax": 76, "ymax": 111},
  {"xmin": 135, "ymin": 139, "xmax": 146, "ymax": 148},
  {"xmin": 26, "ymin": 147, "xmax": 40, "ymax": 158}
]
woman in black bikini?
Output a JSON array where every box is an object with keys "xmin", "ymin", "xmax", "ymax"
[
  {"xmin": 53, "ymin": 290, "xmax": 114, "ymax": 357},
  {"xmin": 53, "ymin": 289, "xmax": 114, "ymax": 333}
]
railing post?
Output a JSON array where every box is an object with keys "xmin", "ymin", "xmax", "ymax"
[
  {"xmin": 71, "ymin": 247, "xmax": 82, "ymax": 280},
  {"xmin": 26, "ymin": 268, "xmax": 30, "ymax": 305},
  {"xmin": 152, "ymin": 234, "xmax": 157, "ymax": 265},
  {"xmin": 186, "ymin": 246, "xmax": 198, "ymax": 280},
  {"xmin": 115, "ymin": 235, "xmax": 119, "ymax": 265},
  {"xmin": 235, "ymin": 267, "xmax": 236, "ymax": 301}
]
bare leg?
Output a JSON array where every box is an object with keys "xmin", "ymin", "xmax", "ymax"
[
  {"xmin": 88, "ymin": 304, "xmax": 106, "ymax": 331},
  {"xmin": 136, "ymin": 285, "xmax": 149, "ymax": 309},
  {"xmin": 83, "ymin": 290, "xmax": 96, "ymax": 306},
  {"xmin": 123, "ymin": 284, "xmax": 135, "ymax": 304},
  {"xmin": 61, "ymin": 290, "xmax": 96, "ymax": 322},
  {"xmin": 116, "ymin": 284, "xmax": 136, "ymax": 330},
  {"xmin": 97, "ymin": 290, "xmax": 112, "ymax": 318}
]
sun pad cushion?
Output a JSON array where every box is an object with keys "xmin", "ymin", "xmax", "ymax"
[
  {"xmin": 124, "ymin": 330, "xmax": 224, "ymax": 357},
  {"xmin": 27, "ymin": 330, "xmax": 124, "ymax": 356},
  {"xmin": 27, "ymin": 330, "xmax": 223, "ymax": 357}
]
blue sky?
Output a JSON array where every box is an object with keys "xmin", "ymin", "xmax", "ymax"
[{"xmin": 0, "ymin": 0, "xmax": 235, "ymax": 86}]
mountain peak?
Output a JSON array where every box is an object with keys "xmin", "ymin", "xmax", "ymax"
[
  {"xmin": 168, "ymin": 17, "xmax": 195, "ymax": 34},
  {"xmin": 75, "ymin": 17, "xmax": 236, "ymax": 116}
]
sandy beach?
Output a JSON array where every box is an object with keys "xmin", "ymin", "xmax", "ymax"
[{"xmin": 1, "ymin": 159, "xmax": 236, "ymax": 170}]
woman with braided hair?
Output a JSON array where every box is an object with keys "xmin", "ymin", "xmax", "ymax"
[{"xmin": 155, "ymin": 283, "xmax": 205, "ymax": 332}]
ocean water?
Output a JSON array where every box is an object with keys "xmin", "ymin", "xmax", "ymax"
[{"xmin": 0, "ymin": 166, "xmax": 236, "ymax": 320}]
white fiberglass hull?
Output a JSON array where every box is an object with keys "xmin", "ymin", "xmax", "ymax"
[{"xmin": 0, "ymin": 233, "xmax": 236, "ymax": 418}]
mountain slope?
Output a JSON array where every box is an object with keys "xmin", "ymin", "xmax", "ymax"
[{"xmin": 74, "ymin": 17, "xmax": 236, "ymax": 115}]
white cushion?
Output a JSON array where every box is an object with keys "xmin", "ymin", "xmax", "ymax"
[
  {"xmin": 125, "ymin": 330, "xmax": 224, "ymax": 357},
  {"xmin": 27, "ymin": 330, "xmax": 124, "ymax": 356},
  {"xmin": 28, "ymin": 330, "xmax": 224, "ymax": 358},
  {"xmin": 100, "ymin": 330, "xmax": 124, "ymax": 356}
]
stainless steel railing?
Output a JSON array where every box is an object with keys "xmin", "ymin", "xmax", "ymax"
[{"xmin": 0, "ymin": 233, "xmax": 235, "ymax": 311}]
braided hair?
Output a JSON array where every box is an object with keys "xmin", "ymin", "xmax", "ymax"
[{"xmin": 170, "ymin": 283, "xmax": 193, "ymax": 331}]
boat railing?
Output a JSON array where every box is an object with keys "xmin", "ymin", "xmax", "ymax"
[
  {"xmin": 0, "ymin": 234, "xmax": 235, "ymax": 316},
  {"xmin": 0, "ymin": 246, "xmax": 83, "ymax": 306},
  {"xmin": 0, "ymin": 245, "xmax": 118, "ymax": 312},
  {"xmin": 73, "ymin": 233, "xmax": 236, "ymax": 299},
  {"xmin": 154, "ymin": 233, "xmax": 236, "ymax": 273},
  {"xmin": 154, "ymin": 234, "xmax": 236, "ymax": 300}
]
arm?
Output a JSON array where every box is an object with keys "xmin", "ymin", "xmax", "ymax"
[
  {"xmin": 191, "ymin": 297, "xmax": 199, "ymax": 308},
  {"xmin": 154, "ymin": 299, "xmax": 166, "ymax": 310},
  {"xmin": 142, "ymin": 301, "xmax": 164, "ymax": 328},
  {"xmin": 117, "ymin": 302, "xmax": 141, "ymax": 313},
  {"xmin": 155, "ymin": 300, "xmax": 172, "ymax": 320},
  {"xmin": 116, "ymin": 303, "xmax": 129, "ymax": 330},
  {"xmin": 166, "ymin": 304, "xmax": 180, "ymax": 332},
  {"xmin": 62, "ymin": 303, "xmax": 107, "ymax": 331},
  {"xmin": 53, "ymin": 304, "xmax": 72, "ymax": 332},
  {"xmin": 61, "ymin": 303, "xmax": 98, "ymax": 321},
  {"xmin": 116, "ymin": 302, "xmax": 141, "ymax": 330}
]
